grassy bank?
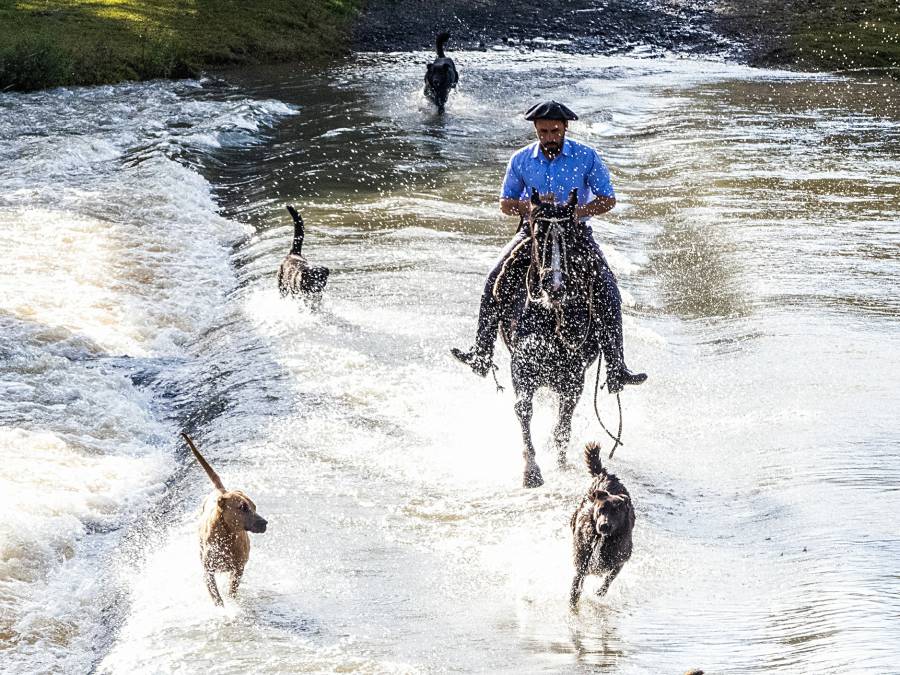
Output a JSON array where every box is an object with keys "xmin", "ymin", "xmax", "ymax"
[
  {"xmin": 0, "ymin": 0, "xmax": 362, "ymax": 92},
  {"xmin": 732, "ymin": 0, "xmax": 900, "ymax": 75},
  {"xmin": 789, "ymin": 0, "xmax": 900, "ymax": 74},
  {"xmin": 2, "ymin": 1, "xmax": 897, "ymax": 92}
]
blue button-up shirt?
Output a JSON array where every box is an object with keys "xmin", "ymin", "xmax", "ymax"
[{"xmin": 500, "ymin": 138, "xmax": 615, "ymax": 206}]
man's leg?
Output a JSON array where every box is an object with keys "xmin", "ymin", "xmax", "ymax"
[
  {"xmin": 583, "ymin": 229, "xmax": 647, "ymax": 393},
  {"xmin": 452, "ymin": 225, "xmax": 529, "ymax": 376}
]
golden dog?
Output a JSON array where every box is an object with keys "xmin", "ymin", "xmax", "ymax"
[{"xmin": 182, "ymin": 433, "xmax": 267, "ymax": 606}]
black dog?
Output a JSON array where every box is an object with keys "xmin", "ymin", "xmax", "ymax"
[
  {"xmin": 570, "ymin": 442, "xmax": 635, "ymax": 608},
  {"xmin": 424, "ymin": 32, "xmax": 458, "ymax": 113},
  {"xmin": 277, "ymin": 205, "xmax": 329, "ymax": 306}
]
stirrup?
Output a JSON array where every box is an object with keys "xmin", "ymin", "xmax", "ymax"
[{"xmin": 450, "ymin": 347, "xmax": 492, "ymax": 377}]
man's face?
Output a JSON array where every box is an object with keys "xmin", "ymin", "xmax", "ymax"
[{"xmin": 535, "ymin": 119, "xmax": 567, "ymax": 158}]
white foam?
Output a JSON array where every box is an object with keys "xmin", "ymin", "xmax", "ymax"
[{"xmin": 0, "ymin": 77, "xmax": 298, "ymax": 671}]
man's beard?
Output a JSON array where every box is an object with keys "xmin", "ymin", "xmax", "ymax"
[{"xmin": 541, "ymin": 141, "xmax": 562, "ymax": 157}]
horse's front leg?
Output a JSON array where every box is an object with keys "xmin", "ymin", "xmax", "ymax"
[
  {"xmin": 514, "ymin": 390, "xmax": 543, "ymax": 488},
  {"xmin": 553, "ymin": 390, "xmax": 578, "ymax": 468}
]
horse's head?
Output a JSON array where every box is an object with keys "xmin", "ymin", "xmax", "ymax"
[{"xmin": 529, "ymin": 188, "xmax": 579, "ymax": 304}]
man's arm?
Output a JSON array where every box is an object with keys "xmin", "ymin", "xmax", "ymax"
[
  {"xmin": 500, "ymin": 198, "xmax": 530, "ymax": 218},
  {"xmin": 574, "ymin": 195, "xmax": 615, "ymax": 220},
  {"xmin": 499, "ymin": 154, "xmax": 528, "ymax": 220},
  {"xmin": 579, "ymin": 148, "xmax": 616, "ymax": 219}
]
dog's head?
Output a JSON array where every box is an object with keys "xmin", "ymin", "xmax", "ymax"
[
  {"xmin": 590, "ymin": 489, "xmax": 630, "ymax": 537},
  {"xmin": 426, "ymin": 61, "xmax": 456, "ymax": 93},
  {"xmin": 426, "ymin": 63, "xmax": 450, "ymax": 86},
  {"xmin": 217, "ymin": 490, "xmax": 268, "ymax": 534},
  {"xmin": 300, "ymin": 265, "xmax": 330, "ymax": 296}
]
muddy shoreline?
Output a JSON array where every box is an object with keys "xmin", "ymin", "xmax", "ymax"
[
  {"xmin": 353, "ymin": 0, "xmax": 900, "ymax": 76},
  {"xmin": 353, "ymin": 0, "xmax": 735, "ymax": 58}
]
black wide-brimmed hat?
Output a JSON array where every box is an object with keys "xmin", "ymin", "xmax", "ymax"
[{"xmin": 524, "ymin": 100, "xmax": 578, "ymax": 121}]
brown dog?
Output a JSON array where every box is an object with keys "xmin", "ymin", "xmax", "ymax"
[
  {"xmin": 277, "ymin": 205, "xmax": 329, "ymax": 306},
  {"xmin": 570, "ymin": 442, "xmax": 635, "ymax": 608},
  {"xmin": 182, "ymin": 433, "xmax": 267, "ymax": 606}
]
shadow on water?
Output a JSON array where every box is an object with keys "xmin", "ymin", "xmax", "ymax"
[
  {"xmin": 646, "ymin": 208, "xmax": 751, "ymax": 321},
  {"xmin": 568, "ymin": 605, "xmax": 626, "ymax": 668}
]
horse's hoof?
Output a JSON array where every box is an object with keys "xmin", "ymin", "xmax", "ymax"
[
  {"xmin": 523, "ymin": 466, "xmax": 544, "ymax": 488},
  {"xmin": 557, "ymin": 451, "xmax": 569, "ymax": 469}
]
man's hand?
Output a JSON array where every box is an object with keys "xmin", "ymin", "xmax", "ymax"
[
  {"xmin": 500, "ymin": 198, "xmax": 530, "ymax": 218},
  {"xmin": 500, "ymin": 193, "xmax": 559, "ymax": 219},
  {"xmin": 574, "ymin": 196, "xmax": 616, "ymax": 220}
]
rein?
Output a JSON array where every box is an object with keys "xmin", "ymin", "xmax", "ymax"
[
  {"xmin": 593, "ymin": 359, "xmax": 624, "ymax": 458},
  {"xmin": 527, "ymin": 212, "xmax": 594, "ymax": 352},
  {"xmin": 532, "ymin": 212, "xmax": 624, "ymax": 455},
  {"xmin": 494, "ymin": 209, "xmax": 627, "ymax": 458}
]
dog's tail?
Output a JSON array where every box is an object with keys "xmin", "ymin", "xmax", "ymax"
[
  {"xmin": 287, "ymin": 205, "xmax": 304, "ymax": 256},
  {"xmin": 584, "ymin": 442, "xmax": 605, "ymax": 478},
  {"xmin": 182, "ymin": 432, "xmax": 226, "ymax": 491},
  {"xmin": 436, "ymin": 32, "xmax": 451, "ymax": 58}
]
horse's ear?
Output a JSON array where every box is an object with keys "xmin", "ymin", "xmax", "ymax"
[
  {"xmin": 566, "ymin": 188, "xmax": 578, "ymax": 208},
  {"xmin": 530, "ymin": 188, "xmax": 541, "ymax": 206}
]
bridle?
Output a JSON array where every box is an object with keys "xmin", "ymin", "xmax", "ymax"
[
  {"xmin": 526, "ymin": 211, "xmax": 570, "ymax": 306},
  {"xmin": 526, "ymin": 208, "xmax": 596, "ymax": 353},
  {"xmin": 529, "ymin": 208, "xmax": 624, "ymax": 458},
  {"xmin": 496, "ymin": 190, "xmax": 626, "ymax": 457}
]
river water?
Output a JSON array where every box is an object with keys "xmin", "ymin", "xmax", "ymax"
[{"xmin": 2, "ymin": 51, "xmax": 898, "ymax": 673}]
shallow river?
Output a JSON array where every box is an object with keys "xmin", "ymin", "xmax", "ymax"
[{"xmin": 2, "ymin": 51, "xmax": 899, "ymax": 673}]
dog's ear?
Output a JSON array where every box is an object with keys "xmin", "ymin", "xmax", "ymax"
[{"xmin": 566, "ymin": 188, "xmax": 578, "ymax": 208}]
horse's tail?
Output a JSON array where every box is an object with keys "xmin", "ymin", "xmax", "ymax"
[
  {"xmin": 584, "ymin": 442, "xmax": 605, "ymax": 478},
  {"xmin": 436, "ymin": 32, "xmax": 451, "ymax": 58}
]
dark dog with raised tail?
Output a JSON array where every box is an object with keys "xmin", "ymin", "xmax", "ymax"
[
  {"xmin": 424, "ymin": 32, "xmax": 459, "ymax": 113},
  {"xmin": 182, "ymin": 433, "xmax": 267, "ymax": 606},
  {"xmin": 277, "ymin": 205, "xmax": 329, "ymax": 305},
  {"xmin": 570, "ymin": 442, "xmax": 635, "ymax": 608}
]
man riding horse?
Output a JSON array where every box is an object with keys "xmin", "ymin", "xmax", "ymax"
[{"xmin": 452, "ymin": 100, "xmax": 647, "ymax": 394}]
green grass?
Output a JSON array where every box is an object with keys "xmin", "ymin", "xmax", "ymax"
[
  {"xmin": 745, "ymin": 0, "xmax": 900, "ymax": 76},
  {"xmin": 0, "ymin": 0, "xmax": 363, "ymax": 91},
  {"xmin": 790, "ymin": 1, "xmax": 900, "ymax": 74},
  {"xmin": 4, "ymin": 1, "xmax": 897, "ymax": 91}
]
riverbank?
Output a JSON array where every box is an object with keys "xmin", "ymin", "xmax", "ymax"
[
  {"xmin": 1, "ymin": 0, "xmax": 897, "ymax": 94},
  {"xmin": 0, "ymin": 0, "xmax": 362, "ymax": 92},
  {"xmin": 352, "ymin": 0, "xmax": 728, "ymax": 57},
  {"xmin": 715, "ymin": 0, "xmax": 900, "ymax": 75},
  {"xmin": 354, "ymin": 0, "xmax": 899, "ymax": 77}
]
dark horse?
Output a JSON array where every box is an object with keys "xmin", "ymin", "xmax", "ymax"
[{"xmin": 495, "ymin": 188, "xmax": 604, "ymax": 488}]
